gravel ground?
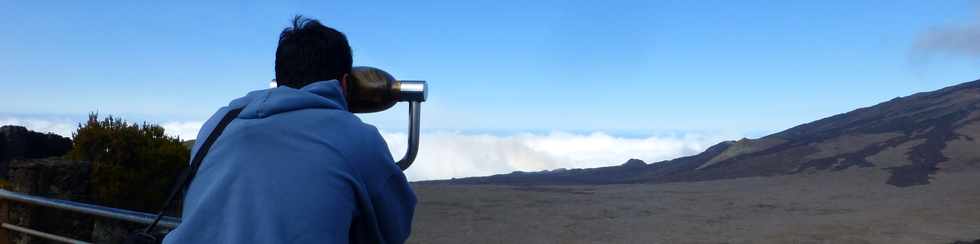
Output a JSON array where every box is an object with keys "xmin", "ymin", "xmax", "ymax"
[{"xmin": 408, "ymin": 168, "xmax": 980, "ymax": 244}]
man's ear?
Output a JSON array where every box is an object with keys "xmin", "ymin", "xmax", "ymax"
[
  {"xmin": 340, "ymin": 73, "xmax": 349, "ymax": 92},
  {"xmin": 340, "ymin": 73, "xmax": 351, "ymax": 111}
]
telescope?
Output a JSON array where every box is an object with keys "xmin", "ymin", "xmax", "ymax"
[{"xmin": 346, "ymin": 66, "xmax": 427, "ymax": 171}]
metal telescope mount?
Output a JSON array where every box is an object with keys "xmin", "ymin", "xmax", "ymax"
[
  {"xmin": 346, "ymin": 66, "xmax": 427, "ymax": 171},
  {"xmin": 395, "ymin": 81, "xmax": 426, "ymax": 170}
]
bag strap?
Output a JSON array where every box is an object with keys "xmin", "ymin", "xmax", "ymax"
[{"xmin": 143, "ymin": 107, "xmax": 244, "ymax": 233}]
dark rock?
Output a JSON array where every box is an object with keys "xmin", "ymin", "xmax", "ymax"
[
  {"xmin": 0, "ymin": 126, "xmax": 72, "ymax": 179},
  {"xmin": 621, "ymin": 159, "xmax": 646, "ymax": 167},
  {"xmin": 951, "ymin": 240, "xmax": 980, "ymax": 244},
  {"xmin": 92, "ymin": 218, "xmax": 139, "ymax": 244}
]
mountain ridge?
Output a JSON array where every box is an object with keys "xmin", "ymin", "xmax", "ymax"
[{"xmin": 427, "ymin": 79, "xmax": 980, "ymax": 187}]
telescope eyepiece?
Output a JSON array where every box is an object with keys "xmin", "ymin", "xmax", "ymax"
[{"xmin": 397, "ymin": 80, "xmax": 427, "ymax": 102}]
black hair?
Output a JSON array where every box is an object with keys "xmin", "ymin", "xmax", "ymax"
[{"xmin": 275, "ymin": 15, "xmax": 353, "ymax": 89}]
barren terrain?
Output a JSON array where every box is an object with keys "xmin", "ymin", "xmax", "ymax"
[{"xmin": 409, "ymin": 168, "xmax": 980, "ymax": 244}]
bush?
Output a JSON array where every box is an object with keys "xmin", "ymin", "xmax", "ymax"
[{"xmin": 68, "ymin": 113, "xmax": 189, "ymax": 212}]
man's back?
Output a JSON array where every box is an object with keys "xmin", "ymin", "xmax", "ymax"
[{"xmin": 163, "ymin": 80, "xmax": 416, "ymax": 243}]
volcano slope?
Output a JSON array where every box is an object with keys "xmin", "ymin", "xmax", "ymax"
[
  {"xmin": 410, "ymin": 79, "xmax": 980, "ymax": 243},
  {"xmin": 429, "ymin": 79, "xmax": 980, "ymax": 187}
]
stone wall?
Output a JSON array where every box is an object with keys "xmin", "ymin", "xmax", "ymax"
[
  {"xmin": 2, "ymin": 158, "xmax": 149, "ymax": 244},
  {"xmin": 5, "ymin": 158, "xmax": 93, "ymax": 244}
]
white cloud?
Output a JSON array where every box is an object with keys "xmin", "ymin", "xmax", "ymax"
[
  {"xmin": 160, "ymin": 121, "xmax": 205, "ymax": 140},
  {"xmin": 383, "ymin": 130, "xmax": 737, "ymax": 181},
  {"xmin": 150, "ymin": 121, "xmax": 738, "ymax": 181},
  {"xmin": 156, "ymin": 123, "xmax": 733, "ymax": 181},
  {"xmin": 0, "ymin": 116, "xmax": 78, "ymax": 137},
  {"xmin": 1, "ymin": 116, "xmax": 201, "ymax": 140}
]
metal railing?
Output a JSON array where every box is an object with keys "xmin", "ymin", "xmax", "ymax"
[
  {"xmin": 0, "ymin": 189, "xmax": 179, "ymax": 243},
  {"xmin": 1, "ymin": 223, "xmax": 89, "ymax": 244}
]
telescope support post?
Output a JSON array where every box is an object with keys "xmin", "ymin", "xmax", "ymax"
[{"xmin": 396, "ymin": 101, "xmax": 421, "ymax": 170}]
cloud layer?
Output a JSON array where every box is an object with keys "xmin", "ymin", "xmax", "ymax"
[
  {"xmin": 383, "ymin": 130, "xmax": 735, "ymax": 181},
  {"xmin": 1, "ymin": 117, "xmax": 737, "ymax": 181},
  {"xmin": 1, "ymin": 115, "xmax": 205, "ymax": 140},
  {"xmin": 160, "ymin": 121, "xmax": 206, "ymax": 140},
  {"xmin": 0, "ymin": 116, "xmax": 79, "ymax": 137}
]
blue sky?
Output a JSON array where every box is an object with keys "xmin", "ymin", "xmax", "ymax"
[{"xmin": 2, "ymin": 1, "xmax": 980, "ymax": 180}]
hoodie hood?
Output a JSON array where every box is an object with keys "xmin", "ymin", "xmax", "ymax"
[{"xmin": 232, "ymin": 80, "xmax": 349, "ymax": 119}]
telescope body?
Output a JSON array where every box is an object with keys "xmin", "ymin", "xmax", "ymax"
[{"xmin": 347, "ymin": 67, "xmax": 427, "ymax": 113}]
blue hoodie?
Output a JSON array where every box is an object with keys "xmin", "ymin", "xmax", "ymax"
[{"xmin": 163, "ymin": 80, "xmax": 416, "ymax": 244}]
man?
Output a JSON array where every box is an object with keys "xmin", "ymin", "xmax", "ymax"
[{"xmin": 164, "ymin": 16, "xmax": 416, "ymax": 243}]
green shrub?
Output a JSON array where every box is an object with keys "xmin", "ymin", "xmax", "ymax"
[{"xmin": 68, "ymin": 113, "xmax": 189, "ymax": 212}]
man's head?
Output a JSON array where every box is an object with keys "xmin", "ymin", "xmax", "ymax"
[{"xmin": 275, "ymin": 16, "xmax": 352, "ymax": 89}]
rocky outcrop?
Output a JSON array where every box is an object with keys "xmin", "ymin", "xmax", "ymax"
[
  {"xmin": 620, "ymin": 159, "xmax": 646, "ymax": 167},
  {"xmin": 0, "ymin": 126, "xmax": 72, "ymax": 179}
]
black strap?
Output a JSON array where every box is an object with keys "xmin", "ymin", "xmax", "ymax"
[{"xmin": 143, "ymin": 107, "xmax": 244, "ymax": 233}]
